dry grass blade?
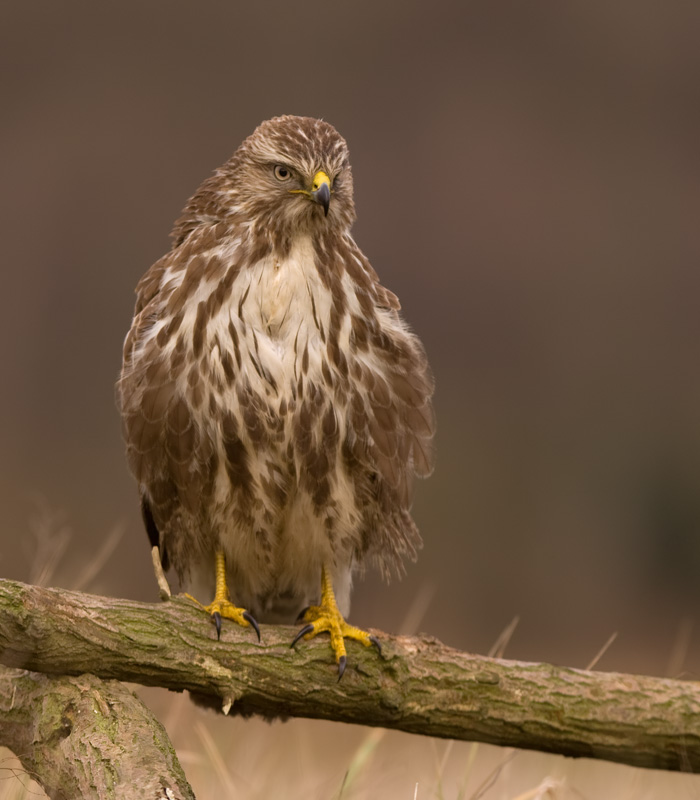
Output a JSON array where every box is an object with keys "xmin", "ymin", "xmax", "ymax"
[
  {"xmin": 194, "ymin": 720, "xmax": 236, "ymax": 797},
  {"xmin": 666, "ymin": 618, "xmax": 693, "ymax": 679},
  {"xmin": 73, "ymin": 524, "xmax": 124, "ymax": 592},
  {"xmin": 468, "ymin": 750, "xmax": 518, "ymax": 800},
  {"xmin": 586, "ymin": 632, "xmax": 618, "ymax": 671},
  {"xmin": 511, "ymin": 777, "xmax": 564, "ymax": 800},
  {"xmin": 398, "ymin": 583, "xmax": 436, "ymax": 636},
  {"xmin": 431, "ymin": 739, "xmax": 454, "ymax": 800},
  {"xmin": 455, "ymin": 743, "xmax": 480, "ymax": 800},
  {"xmin": 488, "ymin": 616, "xmax": 520, "ymax": 659},
  {"xmin": 0, "ymin": 748, "xmax": 48, "ymax": 799},
  {"xmin": 26, "ymin": 503, "xmax": 72, "ymax": 588},
  {"xmin": 335, "ymin": 728, "xmax": 385, "ymax": 799}
]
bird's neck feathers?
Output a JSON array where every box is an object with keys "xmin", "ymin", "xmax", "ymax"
[{"xmin": 174, "ymin": 204, "xmax": 354, "ymax": 285}]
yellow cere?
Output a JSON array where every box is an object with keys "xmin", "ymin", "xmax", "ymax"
[
  {"xmin": 288, "ymin": 170, "xmax": 332, "ymax": 197},
  {"xmin": 312, "ymin": 170, "xmax": 331, "ymax": 191}
]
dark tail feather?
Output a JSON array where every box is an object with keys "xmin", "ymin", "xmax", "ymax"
[{"xmin": 141, "ymin": 496, "xmax": 169, "ymax": 571}]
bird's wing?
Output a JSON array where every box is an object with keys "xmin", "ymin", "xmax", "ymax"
[
  {"xmin": 343, "ymin": 238, "xmax": 436, "ymax": 494},
  {"xmin": 118, "ymin": 227, "xmax": 225, "ymax": 539},
  {"xmin": 340, "ymin": 240, "xmax": 436, "ymax": 575}
]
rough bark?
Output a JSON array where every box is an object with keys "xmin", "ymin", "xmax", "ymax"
[
  {"xmin": 0, "ymin": 578, "xmax": 698, "ymax": 775},
  {"xmin": 0, "ymin": 665, "xmax": 194, "ymax": 800}
]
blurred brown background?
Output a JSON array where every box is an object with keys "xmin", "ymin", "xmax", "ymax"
[{"xmin": 1, "ymin": 1, "xmax": 699, "ymax": 677}]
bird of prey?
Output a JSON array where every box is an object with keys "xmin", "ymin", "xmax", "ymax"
[{"xmin": 118, "ymin": 115, "xmax": 435, "ymax": 675}]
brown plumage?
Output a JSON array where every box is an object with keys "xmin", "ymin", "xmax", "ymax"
[{"xmin": 118, "ymin": 115, "xmax": 435, "ymax": 631}]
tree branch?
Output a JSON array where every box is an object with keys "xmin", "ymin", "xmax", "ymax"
[
  {"xmin": 0, "ymin": 665, "xmax": 194, "ymax": 800},
  {"xmin": 0, "ymin": 578, "xmax": 697, "ymax": 773}
]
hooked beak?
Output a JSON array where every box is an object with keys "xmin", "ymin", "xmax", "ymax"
[{"xmin": 311, "ymin": 170, "xmax": 331, "ymax": 216}]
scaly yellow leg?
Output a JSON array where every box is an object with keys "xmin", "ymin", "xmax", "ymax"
[
  {"xmin": 185, "ymin": 550, "xmax": 260, "ymax": 641},
  {"xmin": 292, "ymin": 565, "xmax": 380, "ymax": 678}
]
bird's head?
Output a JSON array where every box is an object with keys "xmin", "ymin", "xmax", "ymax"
[
  {"xmin": 172, "ymin": 116, "xmax": 356, "ymax": 250},
  {"xmin": 229, "ymin": 116, "xmax": 356, "ymax": 236}
]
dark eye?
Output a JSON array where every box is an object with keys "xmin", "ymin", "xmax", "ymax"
[{"xmin": 274, "ymin": 165, "xmax": 292, "ymax": 181}]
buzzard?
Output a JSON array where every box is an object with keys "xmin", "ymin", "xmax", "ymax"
[{"xmin": 118, "ymin": 116, "xmax": 435, "ymax": 675}]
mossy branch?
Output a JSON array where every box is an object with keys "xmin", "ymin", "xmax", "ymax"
[
  {"xmin": 0, "ymin": 578, "xmax": 698, "ymax": 778},
  {"xmin": 0, "ymin": 665, "xmax": 195, "ymax": 800}
]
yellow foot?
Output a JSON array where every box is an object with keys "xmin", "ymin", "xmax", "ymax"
[
  {"xmin": 185, "ymin": 594, "xmax": 261, "ymax": 641},
  {"xmin": 184, "ymin": 551, "xmax": 260, "ymax": 641},
  {"xmin": 291, "ymin": 566, "xmax": 381, "ymax": 678}
]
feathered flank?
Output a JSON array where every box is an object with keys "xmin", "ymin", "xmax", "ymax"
[{"xmin": 117, "ymin": 116, "xmax": 435, "ymax": 621}]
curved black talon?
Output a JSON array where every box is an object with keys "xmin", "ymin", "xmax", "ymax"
[
  {"xmin": 295, "ymin": 606, "xmax": 311, "ymax": 623},
  {"xmin": 369, "ymin": 635, "xmax": 382, "ymax": 655},
  {"xmin": 243, "ymin": 611, "xmax": 261, "ymax": 642},
  {"xmin": 291, "ymin": 623, "xmax": 315, "ymax": 648},
  {"xmin": 212, "ymin": 611, "xmax": 222, "ymax": 640},
  {"xmin": 337, "ymin": 655, "xmax": 347, "ymax": 681}
]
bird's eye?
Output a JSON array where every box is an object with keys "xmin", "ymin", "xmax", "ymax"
[{"xmin": 274, "ymin": 165, "xmax": 292, "ymax": 181}]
